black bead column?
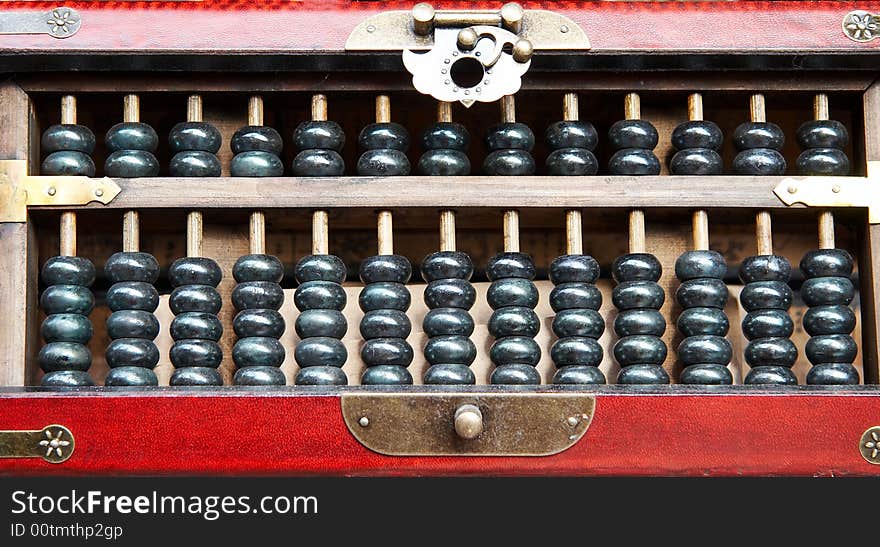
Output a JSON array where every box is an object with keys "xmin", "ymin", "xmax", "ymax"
[
  {"xmin": 169, "ymin": 96, "xmax": 224, "ymax": 386},
  {"xmin": 484, "ymin": 96, "xmax": 541, "ymax": 385},
  {"xmin": 545, "ymin": 92, "xmax": 598, "ymax": 176},
  {"xmin": 293, "ymin": 93, "xmax": 345, "ymax": 177},
  {"xmin": 357, "ymin": 96, "xmax": 413, "ymax": 385},
  {"xmin": 798, "ymin": 94, "xmax": 859, "ymax": 385},
  {"xmin": 609, "ymin": 94, "xmax": 668, "ymax": 384},
  {"xmin": 670, "ymin": 94, "xmax": 732, "ymax": 385},
  {"xmin": 39, "ymin": 96, "xmax": 96, "ymax": 387},
  {"xmin": 735, "ymin": 95, "xmax": 797, "ymax": 385}
]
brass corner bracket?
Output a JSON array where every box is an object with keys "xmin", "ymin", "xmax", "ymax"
[
  {"xmin": 0, "ymin": 424, "xmax": 75, "ymax": 464},
  {"xmin": 0, "ymin": 159, "xmax": 120, "ymax": 222},
  {"xmin": 773, "ymin": 161, "xmax": 880, "ymax": 223}
]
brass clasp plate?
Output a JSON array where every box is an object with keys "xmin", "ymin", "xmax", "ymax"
[
  {"xmin": 0, "ymin": 424, "xmax": 75, "ymax": 464},
  {"xmin": 773, "ymin": 162, "xmax": 880, "ymax": 223},
  {"xmin": 0, "ymin": 7, "xmax": 81, "ymax": 38},
  {"xmin": 341, "ymin": 392, "xmax": 595, "ymax": 456}
]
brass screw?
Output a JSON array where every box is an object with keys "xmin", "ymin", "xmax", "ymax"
[
  {"xmin": 358, "ymin": 416, "xmax": 370, "ymax": 427},
  {"xmin": 95, "ymin": 188, "xmax": 104, "ymax": 197},
  {"xmin": 47, "ymin": 187, "xmax": 56, "ymax": 196},
  {"xmin": 859, "ymin": 426, "xmax": 880, "ymax": 464},
  {"xmin": 832, "ymin": 184, "xmax": 842, "ymax": 193},
  {"xmin": 787, "ymin": 185, "xmax": 798, "ymax": 194}
]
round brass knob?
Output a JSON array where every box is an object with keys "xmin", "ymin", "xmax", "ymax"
[
  {"xmin": 512, "ymin": 39, "xmax": 533, "ymax": 63},
  {"xmin": 454, "ymin": 404, "xmax": 483, "ymax": 440},
  {"xmin": 457, "ymin": 28, "xmax": 478, "ymax": 51},
  {"xmin": 412, "ymin": 3, "xmax": 435, "ymax": 36}
]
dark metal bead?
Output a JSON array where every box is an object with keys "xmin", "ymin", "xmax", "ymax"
[
  {"xmin": 104, "ymin": 150, "xmax": 160, "ymax": 177},
  {"xmin": 424, "ymin": 363, "xmax": 475, "ymax": 385},
  {"xmin": 489, "ymin": 336, "xmax": 541, "ymax": 366},
  {"xmin": 553, "ymin": 365, "xmax": 606, "ymax": 385},
  {"xmin": 796, "ymin": 148, "xmax": 849, "ymax": 176},
  {"xmin": 732, "ymin": 149, "xmax": 786, "ymax": 175},
  {"xmin": 740, "ymin": 255, "xmax": 791, "ymax": 283},
  {"xmin": 800, "ymin": 249, "xmax": 853, "ymax": 278},
  {"xmin": 106, "ymin": 309, "xmax": 159, "ymax": 340},
  {"xmin": 742, "ymin": 309, "xmax": 794, "ymax": 339},
  {"xmin": 230, "ymin": 151, "xmax": 284, "ymax": 177},
  {"xmin": 107, "ymin": 281, "xmax": 159, "ymax": 312},
  {"xmin": 41, "ymin": 151, "xmax": 95, "ymax": 176},
  {"xmin": 234, "ymin": 309, "xmax": 286, "ymax": 339},
  {"xmin": 41, "ymin": 313, "xmax": 93, "ymax": 344},
  {"xmin": 490, "ymin": 363, "xmax": 541, "ymax": 385},
  {"xmin": 488, "ymin": 307, "xmax": 540, "ymax": 337},
  {"xmin": 545, "ymin": 120, "xmax": 598, "ymax": 150},
  {"xmin": 294, "ymin": 337, "xmax": 347, "ymax": 367},
  {"xmin": 292, "ymin": 149, "xmax": 346, "ymax": 176},
  {"xmin": 486, "ymin": 122, "xmax": 535, "ymax": 151},
  {"xmin": 424, "ymin": 278, "xmax": 477, "ymax": 310},
  {"xmin": 551, "ymin": 282, "xmax": 603, "ymax": 312},
  {"xmin": 739, "ymin": 280, "xmax": 792, "ymax": 311},
  {"xmin": 358, "ymin": 282, "xmax": 411, "ymax": 312},
  {"xmin": 609, "ymin": 119, "xmax": 658, "ymax": 150},
  {"xmin": 422, "ymin": 122, "xmax": 470, "ymax": 151},
  {"xmin": 487, "ymin": 252, "xmax": 536, "ymax": 280},
  {"xmin": 608, "ymin": 149, "xmax": 660, "ymax": 175},
  {"xmin": 170, "ymin": 312, "xmax": 223, "ymax": 341},
  {"xmin": 362, "ymin": 365, "xmax": 413, "ymax": 385},
  {"xmin": 613, "ymin": 335, "xmax": 667, "ymax": 366},
  {"xmin": 744, "ymin": 337, "xmax": 798, "ymax": 367},
  {"xmin": 295, "ymin": 254, "xmax": 347, "ymax": 284},
  {"xmin": 805, "ymin": 334, "xmax": 858, "ymax": 364},
  {"xmin": 549, "ymin": 254, "xmax": 600, "ymax": 284},
  {"xmin": 169, "ymin": 151, "xmax": 221, "ymax": 177},
  {"xmin": 170, "ymin": 339, "xmax": 223, "ymax": 368},
  {"xmin": 801, "ymin": 276, "xmax": 854, "ymax": 307},
  {"xmin": 424, "ymin": 307, "xmax": 474, "ymax": 337},
  {"xmin": 170, "ymin": 367, "xmax": 223, "ymax": 386},
  {"xmin": 361, "ymin": 337, "xmax": 413, "ymax": 366},
  {"xmin": 168, "ymin": 122, "xmax": 222, "ymax": 153},
  {"xmin": 359, "ymin": 122, "xmax": 409, "ymax": 151},
  {"xmin": 294, "ymin": 120, "xmax": 345, "ymax": 152},
  {"xmin": 806, "ymin": 363, "xmax": 859, "ymax": 385},
  {"xmin": 417, "ymin": 149, "xmax": 470, "ymax": 176},
  {"xmin": 677, "ymin": 307, "xmax": 729, "ymax": 337},
  {"xmin": 733, "ymin": 122, "xmax": 785, "ymax": 150},
  {"xmin": 487, "ymin": 277, "xmax": 539, "ymax": 309},
  {"xmin": 42, "ymin": 124, "xmax": 96, "ymax": 154},
  {"xmin": 482, "ymin": 149, "xmax": 536, "ymax": 175},
  {"xmin": 796, "ymin": 120, "xmax": 848, "ymax": 150},
  {"xmin": 41, "ymin": 370, "xmax": 94, "ymax": 387},
  {"xmin": 803, "ymin": 305, "xmax": 855, "ymax": 336},
  {"xmin": 169, "ymin": 257, "xmax": 222, "ymax": 287},
  {"xmin": 421, "ymin": 251, "xmax": 473, "ymax": 282},
  {"xmin": 39, "ymin": 342, "xmax": 91, "ymax": 372},
  {"xmin": 42, "ymin": 256, "xmax": 96, "ymax": 286},
  {"xmin": 232, "ymin": 281, "xmax": 284, "ymax": 311},
  {"xmin": 230, "ymin": 126, "xmax": 283, "ymax": 155},
  {"xmin": 360, "ymin": 255, "xmax": 412, "ymax": 284},
  {"xmin": 614, "ymin": 309, "xmax": 666, "ymax": 337},
  {"xmin": 677, "ymin": 335, "xmax": 732, "ymax": 365},
  {"xmin": 295, "ymin": 309, "xmax": 346, "ymax": 339},
  {"xmin": 670, "ymin": 149, "xmax": 723, "ymax": 175},
  {"xmin": 359, "ymin": 309, "xmax": 411, "ymax": 339},
  {"xmin": 233, "ymin": 336, "xmax": 285, "ymax": 367},
  {"xmin": 41, "ymin": 285, "xmax": 94, "ymax": 315},
  {"xmin": 105, "ymin": 252, "xmax": 159, "ymax": 284},
  {"xmin": 551, "ymin": 336, "xmax": 603, "ymax": 367},
  {"xmin": 233, "ymin": 254, "xmax": 283, "ymax": 283},
  {"xmin": 744, "ymin": 366, "xmax": 797, "ymax": 385},
  {"xmin": 424, "ymin": 335, "xmax": 477, "ymax": 365},
  {"xmin": 676, "ymin": 278, "xmax": 729, "ymax": 309},
  {"xmin": 612, "ymin": 281, "xmax": 665, "ymax": 310},
  {"xmin": 169, "ymin": 285, "xmax": 222, "ymax": 315},
  {"xmin": 105, "ymin": 338, "xmax": 159, "ymax": 368},
  {"xmin": 612, "ymin": 253, "xmax": 662, "ymax": 282},
  {"xmin": 295, "ymin": 366, "xmax": 348, "ymax": 386},
  {"xmin": 105, "ymin": 122, "xmax": 158, "ymax": 152},
  {"xmin": 357, "ymin": 149, "xmax": 410, "ymax": 176},
  {"xmin": 680, "ymin": 364, "xmax": 732, "ymax": 385},
  {"xmin": 552, "ymin": 309, "xmax": 604, "ymax": 338},
  {"xmin": 617, "ymin": 364, "xmax": 670, "ymax": 385},
  {"xmin": 671, "ymin": 120, "xmax": 723, "ymax": 150},
  {"xmin": 234, "ymin": 366, "xmax": 287, "ymax": 386},
  {"xmin": 675, "ymin": 250, "xmax": 727, "ymax": 281},
  {"xmin": 545, "ymin": 148, "xmax": 598, "ymax": 176},
  {"xmin": 295, "ymin": 280, "xmax": 347, "ymax": 311},
  {"xmin": 105, "ymin": 366, "xmax": 158, "ymax": 387}
]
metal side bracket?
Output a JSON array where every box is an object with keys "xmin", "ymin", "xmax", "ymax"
[
  {"xmin": 0, "ymin": 424, "xmax": 74, "ymax": 464},
  {"xmin": 773, "ymin": 161, "xmax": 880, "ymax": 223}
]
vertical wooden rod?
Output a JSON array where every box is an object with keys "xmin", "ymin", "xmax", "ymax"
[
  {"xmin": 814, "ymin": 93, "xmax": 830, "ymax": 122},
  {"xmin": 629, "ymin": 210, "xmax": 646, "ymax": 254},
  {"xmin": 818, "ymin": 210, "xmax": 836, "ymax": 250},
  {"xmin": 312, "ymin": 210, "xmax": 329, "ymax": 255},
  {"xmin": 749, "ymin": 93, "xmax": 766, "ymax": 123},
  {"xmin": 566, "ymin": 210, "xmax": 583, "ymax": 255},
  {"xmin": 562, "ymin": 92, "xmax": 579, "ymax": 122},
  {"xmin": 248, "ymin": 95, "xmax": 263, "ymax": 126},
  {"xmin": 756, "ymin": 210, "xmax": 773, "ymax": 255},
  {"xmin": 503, "ymin": 210, "xmax": 520, "ymax": 253},
  {"xmin": 439, "ymin": 210, "xmax": 456, "ymax": 252},
  {"xmin": 624, "ymin": 92, "xmax": 640, "ymax": 120},
  {"xmin": 249, "ymin": 211, "xmax": 266, "ymax": 255},
  {"xmin": 123, "ymin": 94, "xmax": 139, "ymax": 123},
  {"xmin": 500, "ymin": 95, "xmax": 516, "ymax": 123},
  {"xmin": 60, "ymin": 95, "xmax": 76, "ymax": 125},
  {"xmin": 122, "ymin": 211, "xmax": 140, "ymax": 253},
  {"xmin": 688, "ymin": 93, "xmax": 703, "ymax": 121},
  {"xmin": 59, "ymin": 212, "xmax": 76, "ymax": 257},
  {"xmin": 187, "ymin": 211, "xmax": 203, "ymax": 258},
  {"xmin": 377, "ymin": 210, "xmax": 394, "ymax": 255},
  {"xmin": 375, "ymin": 95, "xmax": 391, "ymax": 123},
  {"xmin": 312, "ymin": 94, "xmax": 328, "ymax": 121},
  {"xmin": 187, "ymin": 95, "xmax": 202, "ymax": 123},
  {"xmin": 692, "ymin": 210, "xmax": 709, "ymax": 251},
  {"xmin": 437, "ymin": 101, "xmax": 453, "ymax": 123}
]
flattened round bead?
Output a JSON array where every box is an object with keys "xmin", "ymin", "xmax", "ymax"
[
  {"xmin": 744, "ymin": 337, "xmax": 797, "ymax": 367},
  {"xmin": 732, "ymin": 149, "xmax": 786, "ymax": 175},
  {"xmin": 805, "ymin": 334, "xmax": 858, "ymax": 364},
  {"xmin": 490, "ymin": 363, "xmax": 541, "ymax": 385},
  {"xmin": 169, "ymin": 257, "xmax": 222, "ymax": 287},
  {"xmin": 739, "ymin": 255, "xmax": 791, "ymax": 283},
  {"xmin": 106, "ymin": 309, "xmax": 160, "ymax": 340},
  {"xmin": 482, "ymin": 149, "xmax": 535, "ymax": 176},
  {"xmin": 608, "ymin": 120, "xmax": 659, "ymax": 150},
  {"xmin": 105, "ymin": 252, "xmax": 160, "ymax": 284},
  {"xmin": 170, "ymin": 340, "xmax": 223, "ymax": 368},
  {"xmin": 39, "ymin": 342, "xmax": 91, "ymax": 372},
  {"xmin": 295, "ymin": 281, "xmax": 346, "ymax": 311},
  {"xmin": 42, "ymin": 151, "xmax": 95, "ymax": 176},
  {"xmin": 422, "ymin": 122, "xmax": 470, "ymax": 151},
  {"xmin": 488, "ymin": 307, "xmax": 540, "ymax": 337},
  {"xmin": 739, "ymin": 280, "xmax": 792, "ymax": 311},
  {"xmin": 233, "ymin": 254, "xmax": 284, "ymax": 283},
  {"xmin": 296, "ymin": 366, "xmax": 348, "ymax": 386},
  {"xmin": 424, "ymin": 278, "xmax": 476, "ymax": 310},
  {"xmin": 489, "ymin": 336, "xmax": 541, "ymax": 366},
  {"xmin": 232, "ymin": 281, "xmax": 284, "ymax": 311},
  {"xmin": 551, "ymin": 283, "xmax": 603, "ymax": 311},
  {"xmin": 796, "ymin": 148, "xmax": 849, "ymax": 176},
  {"xmin": 170, "ymin": 367, "xmax": 223, "ymax": 386},
  {"xmin": 552, "ymin": 309, "xmax": 604, "ymax": 338},
  {"xmin": 549, "ymin": 254, "xmax": 600, "ymax": 284},
  {"xmin": 424, "ymin": 308, "xmax": 474, "ymax": 337},
  {"xmin": 106, "ymin": 338, "xmax": 160, "ymax": 368},
  {"xmin": 40, "ymin": 285, "xmax": 94, "ymax": 315},
  {"xmin": 104, "ymin": 150, "xmax": 160, "ymax": 178},
  {"xmin": 551, "ymin": 337, "xmax": 603, "ymax": 367},
  {"xmin": 800, "ymin": 249, "xmax": 853, "ymax": 278},
  {"xmin": 230, "ymin": 151, "xmax": 284, "ymax": 177},
  {"xmin": 670, "ymin": 149, "xmax": 723, "ymax": 175},
  {"xmin": 295, "ymin": 337, "xmax": 347, "ymax": 367},
  {"xmin": 358, "ymin": 282, "xmax": 411, "ymax": 312},
  {"xmin": 806, "ymin": 363, "xmax": 859, "ymax": 385},
  {"xmin": 421, "ymin": 251, "xmax": 473, "ymax": 282},
  {"xmin": 617, "ymin": 364, "xmax": 669, "ymax": 385},
  {"xmin": 796, "ymin": 120, "xmax": 848, "ymax": 149},
  {"xmin": 295, "ymin": 120, "xmax": 346, "ymax": 152},
  {"xmin": 234, "ymin": 309, "xmax": 285, "ymax": 339},
  {"xmin": 614, "ymin": 309, "xmax": 665, "ymax": 337},
  {"xmin": 733, "ymin": 122, "xmax": 784, "ymax": 150},
  {"xmin": 357, "ymin": 149, "xmax": 410, "ymax": 176},
  {"xmin": 424, "ymin": 335, "xmax": 477, "ymax": 366},
  {"xmin": 545, "ymin": 148, "xmax": 598, "ymax": 176},
  {"xmin": 671, "ymin": 120, "xmax": 723, "ymax": 150},
  {"xmin": 553, "ymin": 365, "xmax": 606, "ymax": 385},
  {"xmin": 42, "ymin": 124, "xmax": 96, "ymax": 154},
  {"xmin": 677, "ymin": 307, "xmax": 729, "ymax": 336},
  {"xmin": 801, "ymin": 276, "xmax": 854, "ymax": 307},
  {"xmin": 612, "ymin": 281, "xmax": 665, "ymax": 310},
  {"xmin": 487, "ymin": 252, "xmax": 536, "ymax": 280},
  {"xmin": 42, "ymin": 256, "xmax": 96, "ymax": 286},
  {"xmin": 612, "ymin": 253, "xmax": 662, "ymax": 283},
  {"xmin": 359, "ymin": 309, "xmax": 411, "ymax": 339},
  {"xmin": 41, "ymin": 313, "xmax": 93, "ymax": 344},
  {"xmin": 169, "ymin": 285, "xmax": 222, "ymax": 315},
  {"xmin": 677, "ymin": 335, "xmax": 732, "ymax": 366},
  {"xmin": 107, "ymin": 281, "xmax": 159, "ymax": 312},
  {"xmin": 742, "ymin": 309, "xmax": 794, "ymax": 339},
  {"xmin": 295, "ymin": 254, "xmax": 346, "ymax": 284},
  {"xmin": 234, "ymin": 366, "xmax": 287, "ymax": 386},
  {"xmin": 744, "ymin": 365, "xmax": 797, "ymax": 385},
  {"xmin": 169, "ymin": 151, "xmax": 221, "ymax": 177},
  {"xmin": 362, "ymin": 365, "xmax": 413, "ymax": 385},
  {"xmin": 168, "ymin": 122, "xmax": 222, "ymax": 153},
  {"xmin": 360, "ymin": 255, "xmax": 412, "ymax": 284},
  {"xmin": 233, "ymin": 336, "xmax": 285, "ymax": 367},
  {"xmin": 293, "ymin": 149, "xmax": 345, "ymax": 176},
  {"xmin": 105, "ymin": 366, "xmax": 158, "ymax": 387},
  {"xmin": 359, "ymin": 123, "xmax": 409, "ymax": 151},
  {"xmin": 424, "ymin": 363, "xmax": 475, "ymax": 385},
  {"xmin": 613, "ymin": 335, "xmax": 667, "ymax": 366},
  {"xmin": 105, "ymin": 122, "xmax": 158, "ymax": 152},
  {"xmin": 487, "ymin": 277, "xmax": 539, "ymax": 309},
  {"xmin": 486, "ymin": 123, "xmax": 535, "ymax": 150},
  {"xmin": 230, "ymin": 126, "xmax": 283, "ymax": 155},
  {"xmin": 170, "ymin": 312, "xmax": 223, "ymax": 341},
  {"xmin": 676, "ymin": 278, "xmax": 729, "ymax": 309},
  {"xmin": 417, "ymin": 149, "xmax": 470, "ymax": 176},
  {"xmin": 680, "ymin": 364, "xmax": 732, "ymax": 385},
  {"xmin": 545, "ymin": 120, "xmax": 598, "ymax": 150},
  {"xmin": 295, "ymin": 309, "xmax": 346, "ymax": 339},
  {"xmin": 803, "ymin": 305, "xmax": 855, "ymax": 336},
  {"xmin": 675, "ymin": 250, "xmax": 727, "ymax": 281},
  {"xmin": 41, "ymin": 370, "xmax": 94, "ymax": 387},
  {"xmin": 361, "ymin": 337, "xmax": 413, "ymax": 366},
  {"xmin": 608, "ymin": 149, "xmax": 660, "ymax": 175}
]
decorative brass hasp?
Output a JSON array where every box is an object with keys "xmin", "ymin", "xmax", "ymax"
[{"xmin": 773, "ymin": 161, "xmax": 880, "ymax": 223}]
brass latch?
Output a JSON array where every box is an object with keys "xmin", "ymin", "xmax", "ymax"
[
  {"xmin": 773, "ymin": 161, "xmax": 880, "ymax": 223},
  {"xmin": 341, "ymin": 392, "xmax": 594, "ymax": 456},
  {"xmin": 0, "ymin": 424, "xmax": 75, "ymax": 464},
  {"xmin": 0, "ymin": 159, "xmax": 120, "ymax": 222}
]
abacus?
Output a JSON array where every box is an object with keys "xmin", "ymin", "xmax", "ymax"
[{"xmin": 1, "ymin": 0, "xmax": 880, "ymax": 476}]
